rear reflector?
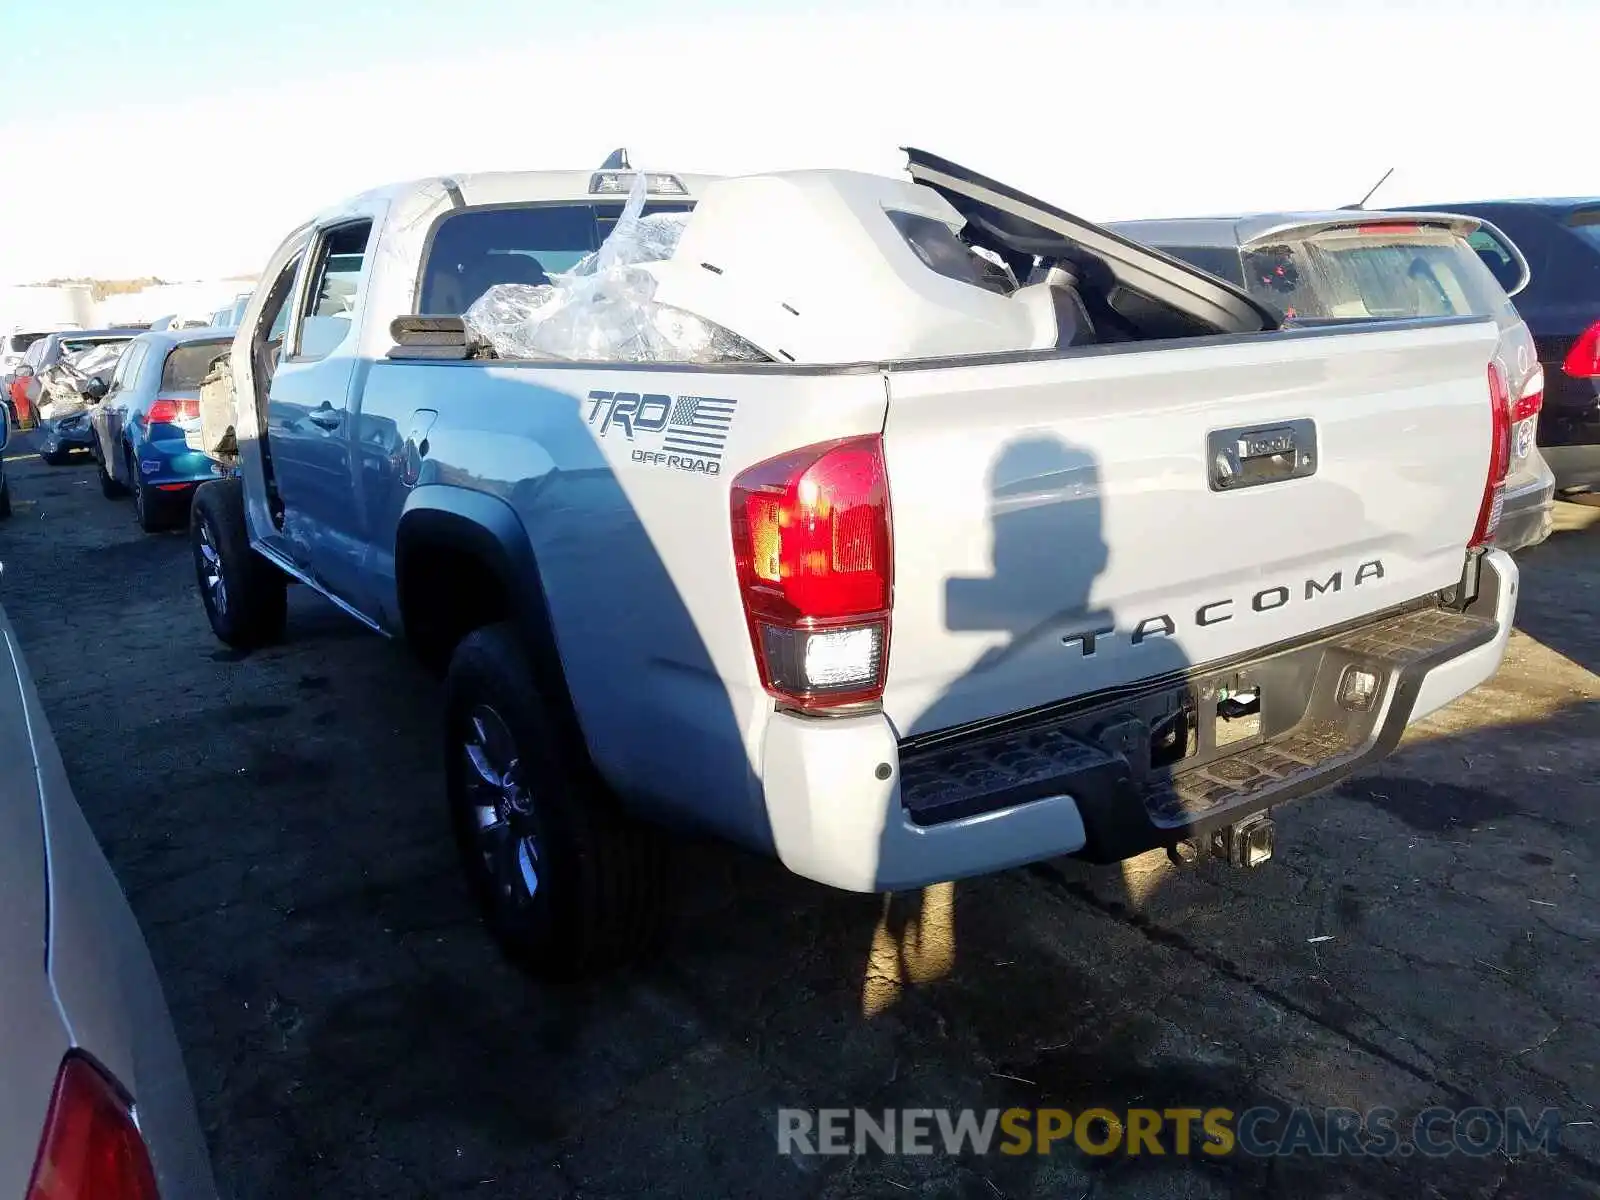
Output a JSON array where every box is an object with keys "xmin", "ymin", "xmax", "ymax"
[
  {"xmin": 1563, "ymin": 321, "xmax": 1600, "ymax": 379},
  {"xmin": 26, "ymin": 1055, "xmax": 159, "ymax": 1200},
  {"xmin": 730, "ymin": 435, "xmax": 892, "ymax": 712},
  {"xmin": 1470, "ymin": 361, "xmax": 1513, "ymax": 549}
]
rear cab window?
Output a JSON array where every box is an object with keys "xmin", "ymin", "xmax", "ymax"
[
  {"xmin": 1239, "ymin": 224, "xmax": 1519, "ymax": 325},
  {"xmin": 418, "ymin": 202, "xmax": 695, "ymax": 316}
]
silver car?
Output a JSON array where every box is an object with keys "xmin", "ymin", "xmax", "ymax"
[
  {"xmin": 1106, "ymin": 210, "xmax": 1556, "ymax": 553},
  {"xmin": 0, "ymin": 412, "xmax": 214, "ymax": 1197}
]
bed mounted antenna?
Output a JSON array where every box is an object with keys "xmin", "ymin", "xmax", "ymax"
[
  {"xmin": 600, "ymin": 148, "xmax": 631, "ymax": 170},
  {"xmin": 1341, "ymin": 167, "xmax": 1395, "ymax": 211}
]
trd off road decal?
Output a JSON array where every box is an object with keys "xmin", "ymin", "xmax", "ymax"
[{"xmin": 585, "ymin": 390, "xmax": 737, "ymax": 476}]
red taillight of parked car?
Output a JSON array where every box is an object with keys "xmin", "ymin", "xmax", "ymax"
[
  {"xmin": 730, "ymin": 435, "xmax": 893, "ymax": 712},
  {"xmin": 144, "ymin": 397, "xmax": 200, "ymax": 427},
  {"xmin": 1470, "ymin": 361, "xmax": 1514, "ymax": 549},
  {"xmin": 25, "ymin": 1054, "xmax": 159, "ymax": 1200},
  {"xmin": 1563, "ymin": 320, "xmax": 1600, "ymax": 379}
]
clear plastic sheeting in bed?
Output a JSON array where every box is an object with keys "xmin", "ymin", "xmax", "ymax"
[{"xmin": 461, "ymin": 174, "xmax": 769, "ymax": 365}]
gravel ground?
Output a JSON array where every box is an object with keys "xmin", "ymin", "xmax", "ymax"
[{"xmin": 1, "ymin": 438, "xmax": 1596, "ymax": 1200}]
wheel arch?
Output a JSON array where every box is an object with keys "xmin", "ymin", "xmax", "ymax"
[{"xmin": 395, "ymin": 486, "xmax": 587, "ymax": 751}]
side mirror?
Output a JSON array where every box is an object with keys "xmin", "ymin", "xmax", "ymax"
[
  {"xmin": 14, "ymin": 364, "xmax": 33, "ymax": 379},
  {"xmin": 0, "ymin": 404, "xmax": 10, "ymax": 454},
  {"xmin": 82, "ymin": 377, "xmax": 109, "ymax": 402}
]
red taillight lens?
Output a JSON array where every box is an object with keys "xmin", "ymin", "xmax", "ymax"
[
  {"xmin": 145, "ymin": 397, "xmax": 199, "ymax": 426},
  {"xmin": 1563, "ymin": 321, "xmax": 1600, "ymax": 379},
  {"xmin": 1470, "ymin": 361, "xmax": 1514, "ymax": 549},
  {"xmin": 26, "ymin": 1055, "xmax": 159, "ymax": 1200},
  {"xmin": 730, "ymin": 435, "xmax": 892, "ymax": 711}
]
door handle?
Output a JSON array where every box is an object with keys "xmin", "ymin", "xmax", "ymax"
[
  {"xmin": 1208, "ymin": 419, "xmax": 1317, "ymax": 492},
  {"xmin": 307, "ymin": 404, "xmax": 342, "ymax": 431}
]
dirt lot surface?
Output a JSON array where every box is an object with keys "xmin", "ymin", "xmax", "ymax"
[{"xmin": 2, "ymin": 439, "xmax": 1597, "ymax": 1200}]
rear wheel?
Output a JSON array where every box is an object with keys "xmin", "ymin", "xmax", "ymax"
[
  {"xmin": 191, "ymin": 477, "xmax": 287, "ymax": 649},
  {"xmin": 133, "ymin": 471, "xmax": 174, "ymax": 532},
  {"xmin": 444, "ymin": 622, "xmax": 665, "ymax": 979}
]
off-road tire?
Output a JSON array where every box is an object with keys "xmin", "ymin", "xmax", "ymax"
[
  {"xmin": 444, "ymin": 621, "xmax": 665, "ymax": 979},
  {"xmin": 191, "ymin": 477, "xmax": 287, "ymax": 649}
]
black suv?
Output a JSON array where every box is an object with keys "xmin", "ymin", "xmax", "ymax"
[{"xmin": 1392, "ymin": 198, "xmax": 1600, "ymax": 495}]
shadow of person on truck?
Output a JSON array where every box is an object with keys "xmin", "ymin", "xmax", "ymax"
[{"xmin": 859, "ymin": 433, "xmax": 1194, "ymax": 1018}]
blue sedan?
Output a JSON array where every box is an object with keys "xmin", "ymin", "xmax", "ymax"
[{"xmin": 89, "ymin": 328, "xmax": 233, "ymax": 532}]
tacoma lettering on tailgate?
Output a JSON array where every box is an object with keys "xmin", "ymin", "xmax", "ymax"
[{"xmin": 1061, "ymin": 560, "xmax": 1387, "ymax": 657}]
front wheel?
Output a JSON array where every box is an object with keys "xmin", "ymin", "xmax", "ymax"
[
  {"xmin": 444, "ymin": 622, "xmax": 665, "ymax": 979},
  {"xmin": 190, "ymin": 478, "xmax": 287, "ymax": 649}
]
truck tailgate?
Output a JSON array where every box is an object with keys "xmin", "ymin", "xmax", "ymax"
[{"xmin": 880, "ymin": 318, "xmax": 1501, "ymax": 737}]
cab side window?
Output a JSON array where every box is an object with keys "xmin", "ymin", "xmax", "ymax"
[{"xmin": 296, "ymin": 220, "xmax": 372, "ymax": 361}]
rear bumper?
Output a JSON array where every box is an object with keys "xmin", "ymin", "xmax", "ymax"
[
  {"xmin": 761, "ymin": 550, "xmax": 1517, "ymax": 891},
  {"xmin": 137, "ymin": 437, "xmax": 224, "ymax": 487},
  {"xmin": 1495, "ymin": 462, "xmax": 1555, "ymax": 551},
  {"xmin": 1541, "ymin": 444, "xmax": 1600, "ymax": 494},
  {"xmin": 41, "ymin": 421, "xmax": 95, "ymax": 453}
]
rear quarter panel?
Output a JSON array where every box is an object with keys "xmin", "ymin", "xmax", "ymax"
[{"xmin": 358, "ymin": 360, "xmax": 889, "ymax": 848}]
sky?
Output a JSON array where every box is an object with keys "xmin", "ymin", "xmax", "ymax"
[{"xmin": 1, "ymin": 0, "xmax": 1597, "ymax": 286}]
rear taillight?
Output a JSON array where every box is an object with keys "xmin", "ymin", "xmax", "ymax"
[
  {"xmin": 1563, "ymin": 321, "xmax": 1600, "ymax": 379},
  {"xmin": 1513, "ymin": 365, "xmax": 1545, "ymax": 421},
  {"xmin": 1470, "ymin": 361, "xmax": 1514, "ymax": 549},
  {"xmin": 144, "ymin": 397, "xmax": 199, "ymax": 426},
  {"xmin": 730, "ymin": 435, "xmax": 892, "ymax": 712},
  {"xmin": 26, "ymin": 1054, "xmax": 159, "ymax": 1200}
]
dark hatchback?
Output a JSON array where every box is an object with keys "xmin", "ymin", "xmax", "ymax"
[{"xmin": 1391, "ymin": 197, "xmax": 1600, "ymax": 495}]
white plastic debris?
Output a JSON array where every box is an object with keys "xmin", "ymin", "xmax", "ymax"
[{"xmin": 462, "ymin": 173, "xmax": 767, "ymax": 365}]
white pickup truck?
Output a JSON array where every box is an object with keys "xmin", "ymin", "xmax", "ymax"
[{"xmin": 191, "ymin": 150, "xmax": 1519, "ymax": 977}]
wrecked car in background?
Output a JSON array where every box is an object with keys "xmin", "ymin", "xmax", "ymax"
[
  {"xmin": 37, "ymin": 339, "xmax": 130, "ymax": 464},
  {"xmin": 189, "ymin": 149, "xmax": 1519, "ymax": 979},
  {"xmin": 1106, "ymin": 210, "xmax": 1554, "ymax": 553}
]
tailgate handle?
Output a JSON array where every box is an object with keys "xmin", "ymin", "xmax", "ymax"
[{"xmin": 1208, "ymin": 419, "xmax": 1317, "ymax": 492}]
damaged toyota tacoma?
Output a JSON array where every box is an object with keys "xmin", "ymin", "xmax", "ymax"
[{"xmin": 189, "ymin": 150, "xmax": 1520, "ymax": 976}]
